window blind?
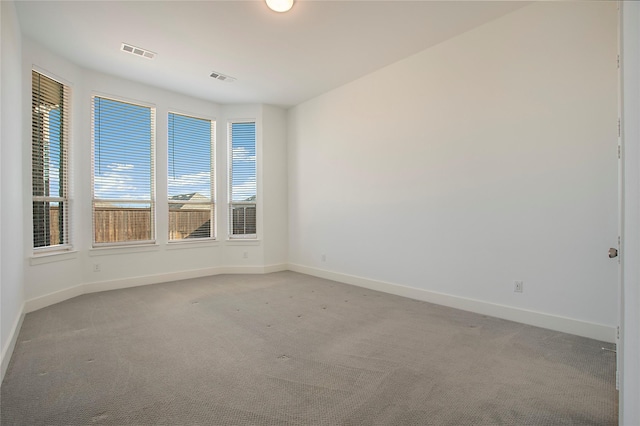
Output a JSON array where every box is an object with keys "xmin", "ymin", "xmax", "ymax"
[
  {"xmin": 168, "ymin": 112, "xmax": 215, "ymax": 240},
  {"xmin": 92, "ymin": 96, "xmax": 155, "ymax": 245},
  {"xmin": 32, "ymin": 70, "xmax": 70, "ymax": 250},
  {"xmin": 229, "ymin": 121, "xmax": 257, "ymax": 238}
]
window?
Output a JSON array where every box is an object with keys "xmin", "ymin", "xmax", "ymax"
[
  {"xmin": 228, "ymin": 121, "xmax": 257, "ymax": 239},
  {"xmin": 168, "ymin": 113, "xmax": 215, "ymax": 241},
  {"xmin": 32, "ymin": 70, "xmax": 70, "ymax": 251},
  {"xmin": 92, "ymin": 96, "xmax": 155, "ymax": 245}
]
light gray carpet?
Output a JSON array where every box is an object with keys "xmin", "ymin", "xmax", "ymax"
[{"xmin": 0, "ymin": 271, "xmax": 617, "ymax": 425}]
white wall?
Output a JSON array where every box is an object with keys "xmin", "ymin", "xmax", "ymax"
[
  {"xmin": 20, "ymin": 40, "xmax": 288, "ymax": 311},
  {"xmin": 262, "ymin": 105, "xmax": 289, "ymax": 267},
  {"xmin": 621, "ymin": 1, "xmax": 640, "ymax": 423},
  {"xmin": 288, "ymin": 2, "xmax": 619, "ymax": 341},
  {"xmin": 1, "ymin": 0, "xmax": 25, "ymax": 380},
  {"xmin": 22, "ymin": 39, "xmax": 85, "ymax": 304},
  {"xmin": 221, "ymin": 104, "xmax": 265, "ymax": 268}
]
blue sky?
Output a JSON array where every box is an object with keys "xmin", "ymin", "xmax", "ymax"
[
  {"xmin": 168, "ymin": 112, "xmax": 211, "ymax": 199},
  {"xmin": 44, "ymin": 108, "xmax": 63, "ymax": 198},
  {"xmin": 230, "ymin": 122, "xmax": 257, "ymax": 202},
  {"xmin": 93, "ymin": 97, "xmax": 151, "ymax": 201},
  {"xmin": 93, "ymin": 98, "xmax": 256, "ymax": 203}
]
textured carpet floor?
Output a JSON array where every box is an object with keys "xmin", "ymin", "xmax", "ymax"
[{"xmin": 1, "ymin": 271, "xmax": 617, "ymax": 425}]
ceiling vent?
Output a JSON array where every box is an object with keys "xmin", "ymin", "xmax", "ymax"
[
  {"xmin": 210, "ymin": 71, "xmax": 236, "ymax": 83},
  {"xmin": 121, "ymin": 43, "xmax": 156, "ymax": 60}
]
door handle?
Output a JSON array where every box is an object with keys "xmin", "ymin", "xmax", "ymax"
[{"xmin": 609, "ymin": 248, "xmax": 618, "ymax": 258}]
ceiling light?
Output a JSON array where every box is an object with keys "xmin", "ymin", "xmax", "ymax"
[{"xmin": 265, "ymin": 0, "xmax": 294, "ymax": 13}]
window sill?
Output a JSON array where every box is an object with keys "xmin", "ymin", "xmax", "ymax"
[
  {"xmin": 30, "ymin": 250, "xmax": 78, "ymax": 266},
  {"xmin": 166, "ymin": 240, "xmax": 220, "ymax": 250},
  {"xmin": 89, "ymin": 243, "xmax": 160, "ymax": 257},
  {"xmin": 225, "ymin": 239, "xmax": 261, "ymax": 246}
]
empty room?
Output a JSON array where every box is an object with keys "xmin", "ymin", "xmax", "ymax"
[{"xmin": 1, "ymin": 0, "xmax": 639, "ymax": 425}]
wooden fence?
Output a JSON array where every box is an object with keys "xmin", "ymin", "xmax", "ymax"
[
  {"xmin": 94, "ymin": 207, "xmax": 154, "ymax": 243},
  {"xmin": 45, "ymin": 206, "xmax": 254, "ymax": 243},
  {"xmin": 169, "ymin": 209, "xmax": 211, "ymax": 240},
  {"xmin": 36, "ymin": 204, "xmax": 62, "ymax": 247},
  {"xmin": 231, "ymin": 205, "xmax": 257, "ymax": 235}
]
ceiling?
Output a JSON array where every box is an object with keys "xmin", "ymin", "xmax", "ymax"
[{"xmin": 15, "ymin": 1, "xmax": 529, "ymax": 108}]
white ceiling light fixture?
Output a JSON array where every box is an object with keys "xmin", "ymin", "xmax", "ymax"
[{"xmin": 265, "ymin": 0, "xmax": 294, "ymax": 13}]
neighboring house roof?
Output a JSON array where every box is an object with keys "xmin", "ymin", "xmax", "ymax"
[
  {"xmin": 94, "ymin": 193, "xmax": 210, "ymax": 209},
  {"xmin": 169, "ymin": 192, "xmax": 210, "ymax": 209},
  {"xmin": 169, "ymin": 192, "xmax": 207, "ymax": 202}
]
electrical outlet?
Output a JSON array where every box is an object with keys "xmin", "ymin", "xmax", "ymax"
[
  {"xmin": 93, "ymin": 264, "xmax": 101, "ymax": 273},
  {"xmin": 321, "ymin": 254, "xmax": 326, "ymax": 262},
  {"xmin": 243, "ymin": 252, "xmax": 248, "ymax": 259},
  {"xmin": 514, "ymin": 281, "xmax": 524, "ymax": 293}
]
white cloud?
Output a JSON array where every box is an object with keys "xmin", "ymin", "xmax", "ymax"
[
  {"xmin": 94, "ymin": 163, "xmax": 149, "ymax": 200},
  {"xmin": 232, "ymin": 147, "xmax": 256, "ymax": 162},
  {"xmin": 168, "ymin": 171, "xmax": 211, "ymax": 196},
  {"xmin": 231, "ymin": 176, "xmax": 256, "ymax": 202},
  {"xmin": 47, "ymin": 166, "xmax": 61, "ymax": 194}
]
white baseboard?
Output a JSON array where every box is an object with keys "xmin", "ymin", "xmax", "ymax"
[
  {"xmin": 1, "ymin": 304, "xmax": 25, "ymax": 384},
  {"xmin": 263, "ymin": 263, "xmax": 289, "ymax": 274},
  {"xmin": 24, "ymin": 264, "xmax": 290, "ymax": 314},
  {"xmin": 288, "ymin": 263, "xmax": 616, "ymax": 343},
  {"xmin": 11, "ymin": 265, "xmax": 288, "ymax": 379},
  {"xmin": 20, "ymin": 261, "xmax": 614, "ymax": 357},
  {"xmin": 83, "ymin": 267, "xmax": 227, "ymax": 295},
  {"xmin": 25, "ymin": 284, "xmax": 85, "ymax": 313},
  {"xmin": 83, "ymin": 264, "xmax": 288, "ymax": 294}
]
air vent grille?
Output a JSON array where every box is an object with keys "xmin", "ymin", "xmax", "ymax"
[
  {"xmin": 121, "ymin": 43, "xmax": 156, "ymax": 60},
  {"xmin": 210, "ymin": 71, "xmax": 236, "ymax": 83}
]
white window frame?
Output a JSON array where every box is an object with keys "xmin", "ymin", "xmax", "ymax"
[
  {"xmin": 228, "ymin": 120, "xmax": 257, "ymax": 240},
  {"xmin": 167, "ymin": 111, "xmax": 216, "ymax": 242},
  {"xmin": 32, "ymin": 69, "xmax": 71, "ymax": 253},
  {"xmin": 91, "ymin": 94, "xmax": 156, "ymax": 247}
]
